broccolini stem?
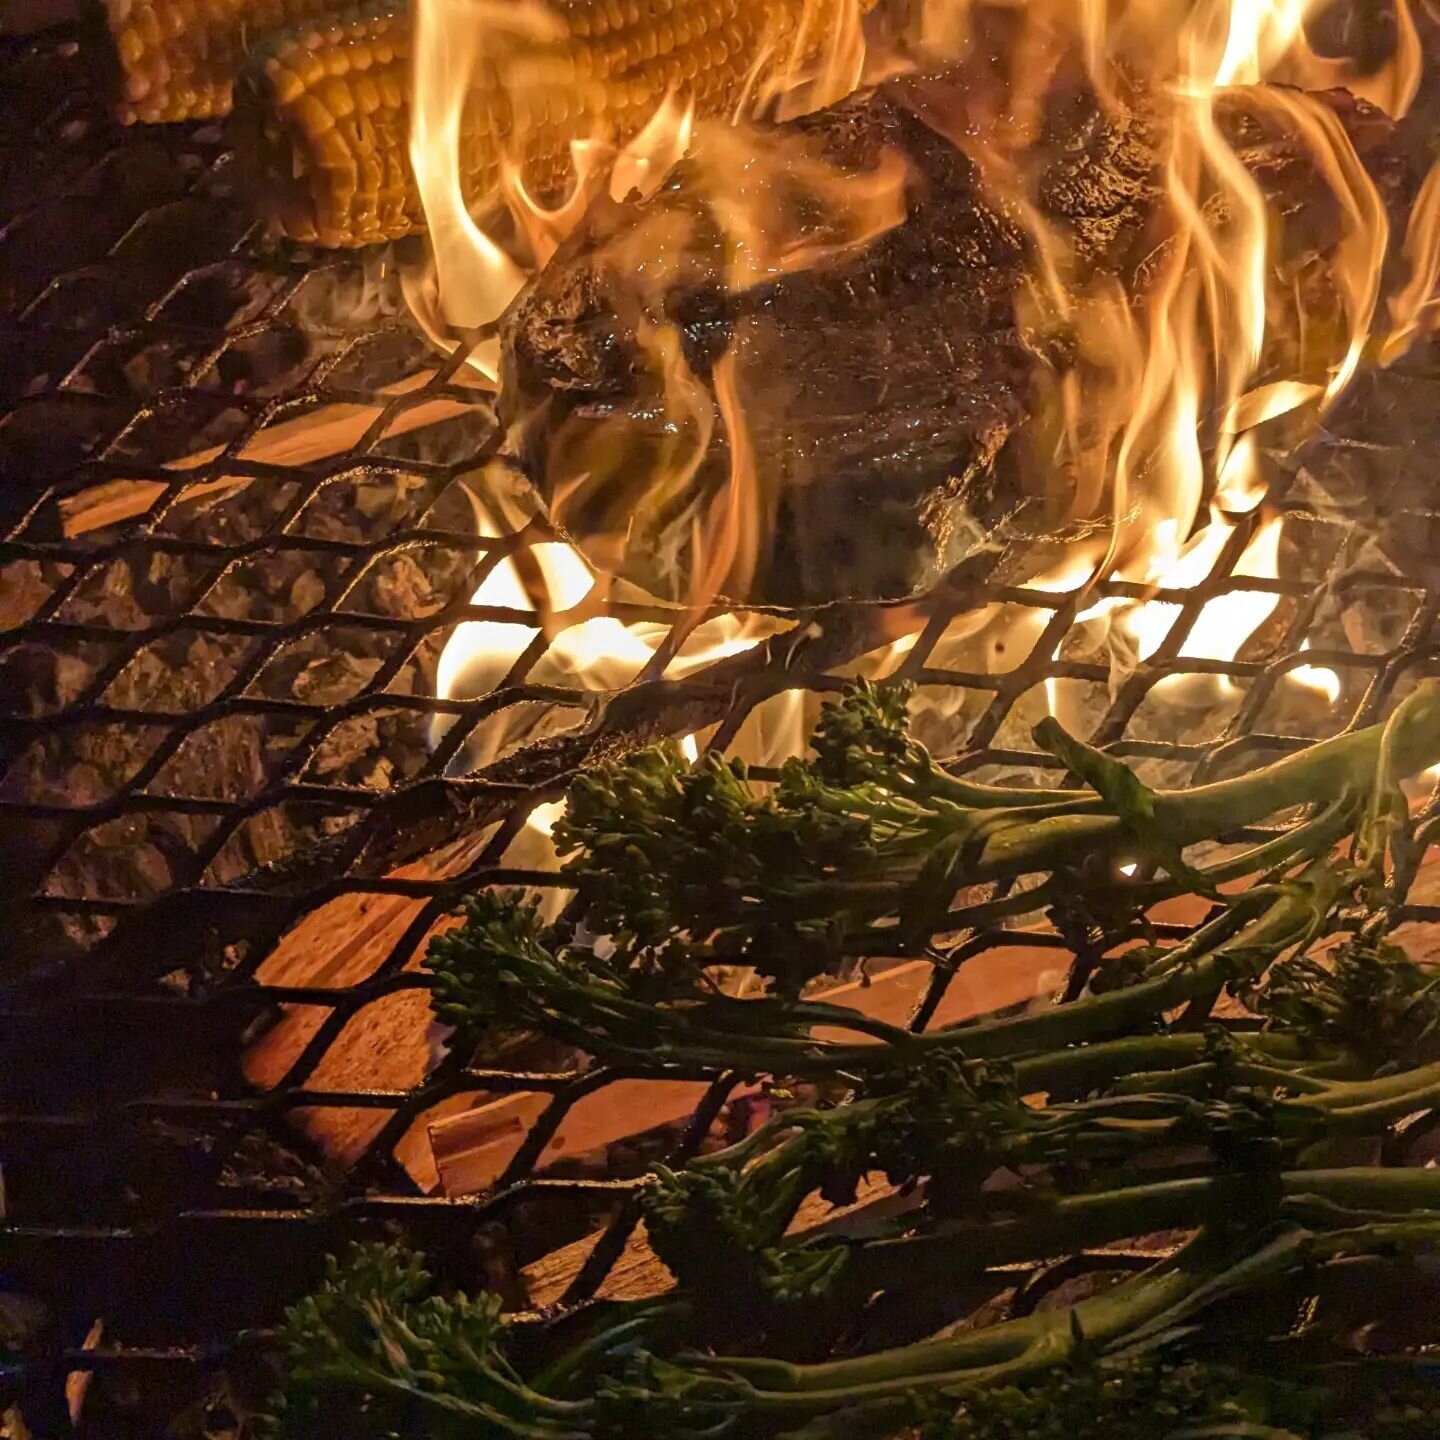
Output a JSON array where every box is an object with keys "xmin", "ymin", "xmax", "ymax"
[
  {"xmin": 813, "ymin": 865, "xmax": 1340, "ymax": 1074},
  {"xmin": 1105, "ymin": 794, "xmax": 1356, "ymax": 916},
  {"xmin": 687, "ymin": 1028, "xmax": 1321, "ymax": 1176},
  {"xmin": 313, "ymin": 1357, "xmax": 591, "ymax": 1437},
  {"xmin": 972, "ymin": 681, "xmax": 1440, "ymax": 884},
  {"xmin": 913, "ymin": 769, "xmax": 1105, "ymax": 812},
  {"xmin": 685, "ymin": 1237, "xmax": 1220, "ymax": 1424},
  {"xmin": 464, "ymin": 866, "xmax": 1339, "ymax": 1081},
  {"xmin": 1283, "ymin": 1055, "xmax": 1440, "ymax": 1129},
  {"xmin": 847, "ymin": 1165, "xmax": 1440, "ymax": 1295},
  {"xmin": 1012, "ymin": 1029, "xmax": 1317, "ymax": 1090}
]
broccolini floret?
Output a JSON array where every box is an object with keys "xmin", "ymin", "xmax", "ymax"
[{"xmin": 265, "ymin": 681, "xmax": 1440, "ymax": 1440}]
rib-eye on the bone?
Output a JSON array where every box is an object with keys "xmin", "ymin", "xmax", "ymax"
[{"xmin": 499, "ymin": 75, "xmax": 1406, "ymax": 605}]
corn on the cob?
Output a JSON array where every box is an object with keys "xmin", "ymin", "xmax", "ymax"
[
  {"xmin": 232, "ymin": 0, "xmax": 875, "ymax": 249},
  {"xmin": 105, "ymin": 0, "xmax": 357, "ymax": 124},
  {"xmin": 229, "ymin": 2, "xmax": 420, "ymax": 246}
]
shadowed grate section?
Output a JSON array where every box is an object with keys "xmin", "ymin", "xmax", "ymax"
[{"xmin": 3, "ymin": 20, "xmax": 1440, "ymax": 1438}]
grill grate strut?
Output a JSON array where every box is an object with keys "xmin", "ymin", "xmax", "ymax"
[{"xmin": 3, "ymin": 23, "xmax": 1440, "ymax": 1433}]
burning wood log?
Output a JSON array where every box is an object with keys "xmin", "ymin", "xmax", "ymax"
[
  {"xmin": 58, "ymin": 371, "xmax": 482, "ymax": 538},
  {"xmin": 240, "ymin": 832, "xmax": 490, "ymax": 1188},
  {"xmin": 499, "ymin": 73, "xmax": 1413, "ymax": 606}
]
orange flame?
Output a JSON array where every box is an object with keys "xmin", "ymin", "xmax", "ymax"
[
  {"xmin": 406, "ymin": 0, "xmax": 560, "ymax": 352},
  {"xmin": 435, "ymin": 472, "xmax": 801, "ymax": 776},
  {"xmin": 1290, "ymin": 639, "xmax": 1342, "ymax": 703},
  {"xmin": 966, "ymin": 0, "xmax": 1414, "ymax": 712},
  {"xmin": 1382, "ymin": 161, "xmax": 1440, "ymax": 364},
  {"xmin": 416, "ymin": 0, "xmax": 1428, "ymax": 759}
]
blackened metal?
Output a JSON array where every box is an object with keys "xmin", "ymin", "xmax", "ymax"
[{"xmin": 3, "ymin": 22, "xmax": 1440, "ymax": 1434}]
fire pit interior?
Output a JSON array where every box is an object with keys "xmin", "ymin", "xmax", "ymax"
[{"xmin": 3, "ymin": 5, "xmax": 1440, "ymax": 1437}]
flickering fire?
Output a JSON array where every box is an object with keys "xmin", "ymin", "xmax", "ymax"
[
  {"xmin": 433, "ymin": 482, "xmax": 794, "ymax": 774},
  {"xmin": 416, "ymin": 0, "xmax": 1440, "ymax": 771},
  {"xmin": 1292, "ymin": 641, "xmax": 1344, "ymax": 704}
]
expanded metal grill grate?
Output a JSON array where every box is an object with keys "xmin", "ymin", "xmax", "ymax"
[{"xmin": 4, "ymin": 20, "xmax": 1440, "ymax": 1436}]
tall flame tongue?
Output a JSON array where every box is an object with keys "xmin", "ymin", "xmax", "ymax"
[
  {"xmin": 405, "ymin": 0, "xmax": 556, "ymax": 370},
  {"xmin": 413, "ymin": 0, "xmax": 910, "ymax": 780},
  {"xmin": 962, "ymin": 0, "xmax": 1424, "ymax": 704},
  {"xmin": 418, "ymin": 0, "xmax": 1438, "ymax": 776}
]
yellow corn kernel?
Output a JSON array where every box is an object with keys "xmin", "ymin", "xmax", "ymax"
[
  {"xmin": 104, "ymin": 0, "xmax": 358, "ymax": 124},
  {"xmin": 231, "ymin": 0, "xmax": 880, "ymax": 247}
]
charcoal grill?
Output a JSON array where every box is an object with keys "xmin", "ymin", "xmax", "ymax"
[{"xmin": 4, "ymin": 19, "xmax": 1440, "ymax": 1437}]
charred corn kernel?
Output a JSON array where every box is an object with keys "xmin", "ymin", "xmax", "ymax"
[
  {"xmin": 104, "ymin": 0, "xmax": 360, "ymax": 124},
  {"xmin": 232, "ymin": 0, "xmax": 880, "ymax": 249}
]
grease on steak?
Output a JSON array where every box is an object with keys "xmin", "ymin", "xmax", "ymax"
[{"xmin": 499, "ymin": 76, "xmax": 1404, "ymax": 605}]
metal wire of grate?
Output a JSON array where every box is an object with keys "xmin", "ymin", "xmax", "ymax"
[{"xmin": 3, "ymin": 20, "xmax": 1440, "ymax": 1436}]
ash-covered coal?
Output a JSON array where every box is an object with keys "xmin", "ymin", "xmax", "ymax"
[{"xmin": 499, "ymin": 70, "xmax": 1409, "ymax": 607}]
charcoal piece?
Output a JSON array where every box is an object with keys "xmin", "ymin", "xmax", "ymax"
[
  {"xmin": 0, "ymin": 141, "xmax": 194, "ymax": 312},
  {"xmin": 110, "ymin": 195, "xmax": 249, "ymax": 277},
  {"xmin": 107, "ymin": 392, "xmax": 250, "ymax": 467},
  {"xmin": 0, "ymin": 392, "xmax": 132, "ymax": 483},
  {"xmin": 0, "ymin": 326, "xmax": 91, "ymax": 406},
  {"xmin": 326, "ymin": 327, "xmax": 441, "ymax": 392},
  {"xmin": 19, "ymin": 268, "xmax": 164, "ymax": 337},
  {"xmin": 0, "ymin": 557, "xmax": 63, "ymax": 629},
  {"xmin": 154, "ymin": 259, "xmax": 291, "ymax": 330},
  {"xmin": 500, "ymin": 74, "xmax": 1406, "ymax": 605},
  {"xmin": 198, "ymin": 325, "xmax": 336, "ymax": 399}
]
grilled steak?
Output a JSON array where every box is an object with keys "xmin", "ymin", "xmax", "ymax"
[{"xmin": 498, "ymin": 74, "xmax": 1406, "ymax": 605}]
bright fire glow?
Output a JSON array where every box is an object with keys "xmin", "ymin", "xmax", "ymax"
[
  {"xmin": 1134, "ymin": 515, "xmax": 1281, "ymax": 679},
  {"xmin": 413, "ymin": 0, "xmax": 1439, "ymax": 768},
  {"xmin": 1024, "ymin": 510, "xmax": 1285, "ymax": 707},
  {"xmin": 907, "ymin": 0, "xmax": 1428, "ymax": 723},
  {"xmin": 1290, "ymin": 639, "xmax": 1343, "ymax": 704},
  {"xmin": 437, "ymin": 539, "xmax": 781, "ymax": 704},
  {"xmin": 406, "ymin": 0, "xmax": 560, "ymax": 369},
  {"xmin": 1382, "ymin": 163, "xmax": 1440, "ymax": 364},
  {"xmin": 435, "ymin": 481, "xmax": 800, "ymax": 773}
]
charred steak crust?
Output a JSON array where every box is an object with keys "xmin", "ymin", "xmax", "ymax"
[{"xmin": 499, "ymin": 76, "xmax": 1405, "ymax": 605}]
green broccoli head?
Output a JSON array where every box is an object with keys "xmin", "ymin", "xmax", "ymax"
[
  {"xmin": 805, "ymin": 679, "xmax": 925, "ymax": 789},
  {"xmin": 642, "ymin": 1164, "xmax": 808, "ymax": 1289},
  {"xmin": 262, "ymin": 1242, "xmax": 515, "ymax": 1438},
  {"xmin": 1246, "ymin": 936, "xmax": 1440, "ymax": 1075},
  {"xmin": 917, "ymin": 1354, "xmax": 1288, "ymax": 1440},
  {"xmin": 853, "ymin": 1055, "xmax": 1034, "ymax": 1213},
  {"xmin": 641, "ymin": 1056, "xmax": 1036, "ymax": 1303},
  {"xmin": 554, "ymin": 730, "xmax": 882, "ymax": 998},
  {"xmin": 426, "ymin": 889, "xmax": 559, "ymax": 1042},
  {"xmin": 274, "ymin": 1241, "xmax": 433, "ymax": 1383}
]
